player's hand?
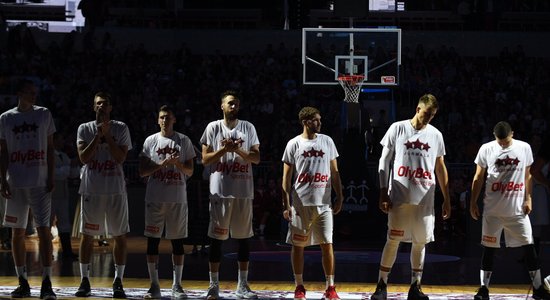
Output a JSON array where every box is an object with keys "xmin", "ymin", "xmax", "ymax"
[
  {"xmin": 470, "ymin": 203, "xmax": 480, "ymax": 220},
  {"xmin": 46, "ymin": 177, "xmax": 55, "ymax": 193},
  {"xmin": 522, "ymin": 200, "xmax": 532, "ymax": 215},
  {"xmin": 221, "ymin": 138, "xmax": 238, "ymax": 152},
  {"xmin": 379, "ymin": 193, "xmax": 392, "ymax": 214},
  {"xmin": 442, "ymin": 200, "xmax": 451, "ymax": 220},
  {"xmin": 283, "ymin": 208, "xmax": 292, "ymax": 221},
  {"xmin": 0, "ymin": 180, "xmax": 11, "ymax": 199},
  {"xmin": 332, "ymin": 198, "xmax": 343, "ymax": 215}
]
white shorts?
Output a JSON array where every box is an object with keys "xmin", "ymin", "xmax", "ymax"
[
  {"xmin": 208, "ymin": 198, "xmax": 253, "ymax": 240},
  {"xmin": 387, "ymin": 202, "xmax": 435, "ymax": 244},
  {"xmin": 144, "ymin": 202, "xmax": 188, "ymax": 239},
  {"xmin": 482, "ymin": 215, "xmax": 533, "ymax": 248},
  {"xmin": 286, "ymin": 202, "xmax": 333, "ymax": 247},
  {"xmin": 80, "ymin": 194, "xmax": 129, "ymax": 236},
  {"xmin": 3, "ymin": 187, "xmax": 51, "ymax": 228}
]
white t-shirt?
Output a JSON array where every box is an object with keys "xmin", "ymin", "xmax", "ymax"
[
  {"xmin": 0, "ymin": 106, "xmax": 56, "ymax": 188},
  {"xmin": 141, "ymin": 132, "xmax": 196, "ymax": 203},
  {"xmin": 381, "ymin": 120, "xmax": 445, "ymax": 205},
  {"xmin": 77, "ymin": 120, "xmax": 132, "ymax": 196},
  {"xmin": 475, "ymin": 139, "xmax": 533, "ymax": 216},
  {"xmin": 200, "ymin": 119, "xmax": 259, "ymax": 199},
  {"xmin": 282, "ymin": 134, "xmax": 339, "ymax": 206}
]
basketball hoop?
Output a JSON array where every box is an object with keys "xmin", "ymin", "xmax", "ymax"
[{"xmin": 338, "ymin": 75, "xmax": 364, "ymax": 103}]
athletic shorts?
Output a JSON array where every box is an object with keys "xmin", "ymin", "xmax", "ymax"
[
  {"xmin": 208, "ymin": 198, "xmax": 253, "ymax": 240},
  {"xmin": 387, "ymin": 202, "xmax": 435, "ymax": 244},
  {"xmin": 482, "ymin": 215, "xmax": 533, "ymax": 248},
  {"xmin": 144, "ymin": 202, "xmax": 188, "ymax": 239},
  {"xmin": 286, "ymin": 201, "xmax": 333, "ymax": 247},
  {"xmin": 3, "ymin": 187, "xmax": 51, "ymax": 228},
  {"xmin": 80, "ymin": 194, "xmax": 129, "ymax": 236}
]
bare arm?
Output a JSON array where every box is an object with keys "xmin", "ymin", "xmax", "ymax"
[
  {"xmin": 77, "ymin": 135, "xmax": 101, "ymax": 164},
  {"xmin": 282, "ymin": 162, "xmax": 294, "ymax": 221},
  {"xmin": 378, "ymin": 145, "xmax": 394, "ymax": 213},
  {"xmin": 46, "ymin": 134, "xmax": 55, "ymax": 192},
  {"xmin": 235, "ymin": 144, "xmax": 260, "ymax": 164},
  {"xmin": 469, "ymin": 164, "xmax": 487, "ymax": 220},
  {"xmin": 201, "ymin": 143, "xmax": 227, "ymax": 166},
  {"xmin": 0, "ymin": 139, "xmax": 10, "ymax": 198},
  {"xmin": 435, "ymin": 156, "xmax": 451, "ymax": 220},
  {"xmin": 103, "ymin": 133, "xmax": 128, "ymax": 164},
  {"xmin": 330, "ymin": 158, "xmax": 344, "ymax": 215},
  {"xmin": 523, "ymin": 165, "xmax": 533, "ymax": 214}
]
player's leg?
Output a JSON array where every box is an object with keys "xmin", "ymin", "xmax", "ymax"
[
  {"xmin": 474, "ymin": 215, "xmax": 503, "ymax": 300},
  {"xmin": 5, "ymin": 189, "xmax": 31, "ymax": 297},
  {"xmin": 107, "ymin": 195, "xmax": 130, "ymax": 299},
  {"xmin": 231, "ymin": 199, "xmax": 257, "ymax": 298},
  {"xmin": 166, "ymin": 202, "xmax": 188, "ymax": 299},
  {"xmin": 206, "ymin": 198, "xmax": 231, "ymax": 299},
  {"xmin": 506, "ymin": 215, "xmax": 550, "ymax": 298}
]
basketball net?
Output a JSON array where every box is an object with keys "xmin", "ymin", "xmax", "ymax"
[{"xmin": 338, "ymin": 75, "xmax": 365, "ymax": 103}]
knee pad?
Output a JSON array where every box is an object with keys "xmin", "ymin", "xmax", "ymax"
[
  {"xmin": 481, "ymin": 246, "xmax": 496, "ymax": 271},
  {"xmin": 147, "ymin": 237, "xmax": 161, "ymax": 256},
  {"xmin": 171, "ymin": 238, "xmax": 185, "ymax": 256},
  {"xmin": 411, "ymin": 243, "xmax": 426, "ymax": 270},
  {"xmin": 380, "ymin": 239, "xmax": 400, "ymax": 269},
  {"xmin": 209, "ymin": 239, "xmax": 223, "ymax": 263},
  {"xmin": 523, "ymin": 244, "xmax": 540, "ymax": 271},
  {"xmin": 237, "ymin": 238, "xmax": 250, "ymax": 262}
]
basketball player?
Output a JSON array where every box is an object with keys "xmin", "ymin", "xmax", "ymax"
[
  {"xmin": 282, "ymin": 106, "xmax": 344, "ymax": 300},
  {"xmin": 470, "ymin": 121, "xmax": 550, "ymax": 300},
  {"xmin": 371, "ymin": 94, "xmax": 451, "ymax": 300},
  {"xmin": 139, "ymin": 105, "xmax": 195, "ymax": 299},
  {"xmin": 200, "ymin": 90, "xmax": 260, "ymax": 300},
  {"xmin": 0, "ymin": 79, "xmax": 57, "ymax": 299},
  {"xmin": 75, "ymin": 92, "xmax": 132, "ymax": 298}
]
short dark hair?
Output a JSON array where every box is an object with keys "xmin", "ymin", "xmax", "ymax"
[
  {"xmin": 493, "ymin": 121, "xmax": 512, "ymax": 139},
  {"xmin": 299, "ymin": 106, "xmax": 320, "ymax": 123},
  {"xmin": 220, "ymin": 90, "xmax": 240, "ymax": 103},
  {"xmin": 418, "ymin": 94, "xmax": 438, "ymax": 109},
  {"xmin": 16, "ymin": 79, "xmax": 34, "ymax": 93},
  {"xmin": 159, "ymin": 104, "xmax": 175, "ymax": 115},
  {"xmin": 94, "ymin": 92, "xmax": 112, "ymax": 105}
]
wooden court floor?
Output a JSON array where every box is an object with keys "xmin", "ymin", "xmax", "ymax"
[{"xmin": 0, "ymin": 235, "xmax": 545, "ymax": 299}]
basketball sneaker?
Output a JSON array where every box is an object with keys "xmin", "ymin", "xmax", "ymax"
[
  {"xmin": 323, "ymin": 285, "xmax": 340, "ymax": 300},
  {"xmin": 206, "ymin": 283, "xmax": 219, "ymax": 300},
  {"xmin": 172, "ymin": 284, "xmax": 188, "ymax": 299},
  {"xmin": 143, "ymin": 283, "xmax": 161, "ymax": 299},
  {"xmin": 474, "ymin": 285, "xmax": 489, "ymax": 300},
  {"xmin": 407, "ymin": 281, "xmax": 429, "ymax": 300},
  {"xmin": 533, "ymin": 284, "xmax": 550, "ymax": 300},
  {"xmin": 40, "ymin": 277, "xmax": 57, "ymax": 300},
  {"xmin": 75, "ymin": 277, "xmax": 91, "ymax": 297},
  {"xmin": 112, "ymin": 277, "xmax": 127, "ymax": 299},
  {"xmin": 11, "ymin": 276, "xmax": 31, "ymax": 298},
  {"xmin": 294, "ymin": 284, "xmax": 306, "ymax": 300},
  {"xmin": 370, "ymin": 279, "xmax": 387, "ymax": 300},
  {"xmin": 235, "ymin": 282, "xmax": 258, "ymax": 299}
]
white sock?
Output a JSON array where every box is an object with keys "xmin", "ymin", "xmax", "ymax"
[
  {"xmin": 42, "ymin": 266, "xmax": 52, "ymax": 280},
  {"xmin": 294, "ymin": 274, "xmax": 304, "ymax": 286},
  {"xmin": 481, "ymin": 270, "xmax": 492, "ymax": 287},
  {"xmin": 238, "ymin": 270, "xmax": 248, "ymax": 285},
  {"xmin": 379, "ymin": 270, "xmax": 389, "ymax": 284},
  {"xmin": 173, "ymin": 264, "xmax": 183, "ymax": 287},
  {"xmin": 16, "ymin": 266, "xmax": 27, "ymax": 280},
  {"xmin": 114, "ymin": 264, "xmax": 125, "ymax": 282},
  {"xmin": 326, "ymin": 275, "xmax": 334, "ymax": 288},
  {"xmin": 411, "ymin": 270, "xmax": 422, "ymax": 285},
  {"xmin": 209, "ymin": 272, "xmax": 219, "ymax": 285},
  {"xmin": 530, "ymin": 269, "xmax": 542, "ymax": 289},
  {"xmin": 147, "ymin": 262, "xmax": 159, "ymax": 285},
  {"xmin": 80, "ymin": 263, "xmax": 90, "ymax": 279}
]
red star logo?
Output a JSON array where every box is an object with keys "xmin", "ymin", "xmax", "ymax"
[
  {"xmin": 404, "ymin": 139, "xmax": 430, "ymax": 152},
  {"xmin": 156, "ymin": 145, "xmax": 178, "ymax": 156},
  {"xmin": 301, "ymin": 147, "xmax": 325, "ymax": 158},
  {"xmin": 495, "ymin": 156, "xmax": 520, "ymax": 166}
]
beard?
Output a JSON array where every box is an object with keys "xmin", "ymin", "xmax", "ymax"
[{"xmin": 225, "ymin": 111, "xmax": 238, "ymax": 120}]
